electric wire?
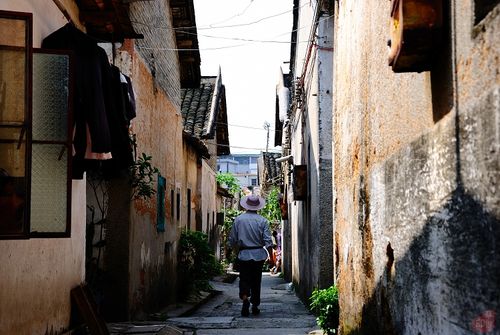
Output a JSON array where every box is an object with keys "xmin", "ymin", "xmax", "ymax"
[
  {"xmin": 130, "ymin": 20, "xmax": 296, "ymax": 44},
  {"xmin": 205, "ymin": 142, "xmax": 281, "ymax": 152},
  {"xmin": 131, "ymin": 13, "xmax": 334, "ymax": 52},
  {"xmin": 206, "ymin": 0, "xmax": 255, "ymax": 27},
  {"xmin": 135, "ymin": 44, "xmax": 247, "ymax": 52},
  {"xmin": 174, "ymin": 2, "xmax": 307, "ymax": 30},
  {"xmin": 299, "ymin": 1, "xmax": 321, "ymax": 86},
  {"xmin": 216, "ymin": 122, "xmax": 277, "ymax": 132}
]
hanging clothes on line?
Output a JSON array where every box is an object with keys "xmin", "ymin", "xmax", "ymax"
[
  {"xmin": 43, "ymin": 23, "xmax": 140, "ymax": 180},
  {"xmin": 100, "ymin": 65, "xmax": 137, "ymax": 178},
  {"xmin": 42, "ymin": 23, "xmax": 113, "ymax": 179},
  {"xmin": 121, "ymin": 72, "xmax": 137, "ymax": 122}
]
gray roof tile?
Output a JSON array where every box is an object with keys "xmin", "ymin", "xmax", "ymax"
[{"xmin": 181, "ymin": 77, "xmax": 217, "ymax": 139}]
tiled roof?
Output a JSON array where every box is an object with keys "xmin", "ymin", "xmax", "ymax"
[
  {"xmin": 181, "ymin": 77, "xmax": 217, "ymax": 139},
  {"xmin": 180, "ymin": 71, "xmax": 230, "ymax": 156}
]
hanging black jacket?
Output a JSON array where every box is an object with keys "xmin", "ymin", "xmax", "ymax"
[{"xmin": 42, "ymin": 23, "xmax": 113, "ymax": 178}]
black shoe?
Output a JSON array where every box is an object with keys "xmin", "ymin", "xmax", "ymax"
[
  {"xmin": 241, "ymin": 300, "xmax": 250, "ymax": 317},
  {"xmin": 251, "ymin": 306, "xmax": 260, "ymax": 315}
]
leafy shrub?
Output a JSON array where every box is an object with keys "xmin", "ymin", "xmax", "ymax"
[
  {"xmin": 129, "ymin": 153, "xmax": 159, "ymax": 200},
  {"xmin": 309, "ymin": 285, "xmax": 339, "ymax": 335},
  {"xmin": 222, "ymin": 208, "xmax": 242, "ymax": 236},
  {"xmin": 216, "ymin": 172, "xmax": 241, "ymax": 196},
  {"xmin": 177, "ymin": 230, "xmax": 222, "ymax": 299},
  {"xmin": 260, "ymin": 187, "xmax": 281, "ymax": 225},
  {"xmin": 221, "ymin": 208, "xmax": 242, "ymax": 261}
]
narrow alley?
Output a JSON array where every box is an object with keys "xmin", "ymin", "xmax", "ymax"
[
  {"xmin": 107, "ymin": 273, "xmax": 322, "ymax": 335},
  {"xmin": 1, "ymin": 0, "xmax": 499, "ymax": 334}
]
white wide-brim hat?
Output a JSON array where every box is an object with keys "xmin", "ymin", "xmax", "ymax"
[{"xmin": 240, "ymin": 195, "xmax": 266, "ymax": 211}]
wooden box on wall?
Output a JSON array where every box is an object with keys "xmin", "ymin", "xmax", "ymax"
[{"xmin": 388, "ymin": 0, "xmax": 443, "ymax": 72}]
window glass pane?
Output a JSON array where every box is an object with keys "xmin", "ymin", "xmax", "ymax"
[
  {"xmin": 0, "ymin": 142, "xmax": 26, "ymax": 234},
  {"xmin": 0, "ymin": 127, "xmax": 25, "ymax": 140},
  {"xmin": 0, "ymin": 12, "xmax": 31, "ymax": 238},
  {"xmin": 33, "ymin": 53, "xmax": 69, "ymax": 141},
  {"xmin": 0, "ymin": 134, "xmax": 27, "ymax": 219},
  {"xmin": 0, "ymin": 18, "xmax": 26, "ymax": 47},
  {"xmin": 0, "ymin": 48, "xmax": 26, "ymax": 123},
  {"xmin": 30, "ymin": 51, "xmax": 71, "ymax": 235},
  {"xmin": 177, "ymin": 192, "xmax": 180, "ymax": 221},
  {"xmin": 0, "ymin": 141, "xmax": 26, "ymax": 176},
  {"xmin": 0, "ymin": 14, "xmax": 27, "ymax": 126},
  {"xmin": 30, "ymin": 143, "xmax": 67, "ymax": 233}
]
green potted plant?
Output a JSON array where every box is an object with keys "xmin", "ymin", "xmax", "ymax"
[{"xmin": 309, "ymin": 285, "xmax": 340, "ymax": 334}]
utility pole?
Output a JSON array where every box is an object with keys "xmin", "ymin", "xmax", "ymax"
[{"xmin": 263, "ymin": 121, "xmax": 270, "ymax": 153}]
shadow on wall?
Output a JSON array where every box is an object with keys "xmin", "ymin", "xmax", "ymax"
[{"xmin": 352, "ymin": 186, "xmax": 499, "ymax": 335}]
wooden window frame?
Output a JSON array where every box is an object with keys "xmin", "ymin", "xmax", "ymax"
[
  {"xmin": 176, "ymin": 191, "xmax": 180, "ymax": 222},
  {"xmin": 171, "ymin": 189, "xmax": 175, "ymax": 221},
  {"xmin": 0, "ymin": 10, "xmax": 73, "ymax": 239},
  {"xmin": 0, "ymin": 10, "xmax": 33, "ymax": 239},
  {"xmin": 187, "ymin": 188, "xmax": 191, "ymax": 227},
  {"xmin": 30, "ymin": 48, "xmax": 73, "ymax": 238}
]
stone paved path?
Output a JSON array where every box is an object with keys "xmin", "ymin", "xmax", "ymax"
[
  {"xmin": 167, "ymin": 272, "xmax": 323, "ymax": 335},
  {"xmin": 107, "ymin": 272, "xmax": 324, "ymax": 335}
]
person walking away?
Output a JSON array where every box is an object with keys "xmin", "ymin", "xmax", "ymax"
[{"xmin": 229, "ymin": 195, "xmax": 274, "ymax": 317}]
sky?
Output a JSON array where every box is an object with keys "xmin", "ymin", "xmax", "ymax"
[{"xmin": 192, "ymin": 0, "xmax": 293, "ymax": 154}]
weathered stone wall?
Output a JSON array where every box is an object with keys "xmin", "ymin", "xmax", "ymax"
[
  {"xmin": 201, "ymin": 159, "xmax": 218, "ymax": 248},
  {"xmin": 289, "ymin": 108, "xmax": 305, "ymax": 287},
  {"xmin": 287, "ymin": 2, "xmax": 334, "ymax": 302},
  {"xmin": 102, "ymin": 0, "xmax": 187, "ymax": 319},
  {"xmin": 316, "ymin": 14, "xmax": 334, "ymax": 291},
  {"xmin": 125, "ymin": 47, "xmax": 185, "ymax": 319},
  {"xmin": 182, "ymin": 142, "xmax": 199, "ymax": 232},
  {"xmin": 333, "ymin": 0, "xmax": 499, "ymax": 333}
]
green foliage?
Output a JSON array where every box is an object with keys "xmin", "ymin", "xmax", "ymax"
[
  {"xmin": 221, "ymin": 208, "xmax": 243, "ymax": 262},
  {"xmin": 260, "ymin": 187, "xmax": 281, "ymax": 225},
  {"xmin": 309, "ymin": 285, "xmax": 340, "ymax": 335},
  {"xmin": 129, "ymin": 153, "xmax": 159, "ymax": 200},
  {"xmin": 216, "ymin": 172, "xmax": 241, "ymax": 196},
  {"xmin": 177, "ymin": 230, "xmax": 223, "ymax": 299},
  {"xmin": 222, "ymin": 208, "xmax": 242, "ymax": 236},
  {"xmin": 216, "ymin": 172, "xmax": 242, "ymax": 263}
]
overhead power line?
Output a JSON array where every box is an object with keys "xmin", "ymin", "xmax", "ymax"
[
  {"xmin": 131, "ymin": 22, "xmax": 294, "ymax": 43},
  {"xmin": 131, "ymin": 13, "xmax": 334, "ymax": 52},
  {"xmin": 130, "ymin": 20, "xmax": 300, "ymax": 44},
  {"xmin": 207, "ymin": 0, "xmax": 255, "ymax": 27},
  {"xmin": 205, "ymin": 142, "xmax": 281, "ymax": 152},
  {"xmin": 216, "ymin": 122, "xmax": 277, "ymax": 132},
  {"xmin": 135, "ymin": 44, "xmax": 247, "ymax": 52},
  {"xmin": 174, "ymin": 3, "xmax": 307, "ymax": 31}
]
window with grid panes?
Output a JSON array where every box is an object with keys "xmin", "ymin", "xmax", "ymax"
[{"xmin": 0, "ymin": 10, "xmax": 72, "ymax": 239}]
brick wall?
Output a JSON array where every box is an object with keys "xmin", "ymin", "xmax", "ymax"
[{"xmin": 129, "ymin": 0, "xmax": 181, "ymax": 108}]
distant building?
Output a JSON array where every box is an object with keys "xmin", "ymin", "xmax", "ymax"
[{"xmin": 217, "ymin": 154, "xmax": 260, "ymax": 190}]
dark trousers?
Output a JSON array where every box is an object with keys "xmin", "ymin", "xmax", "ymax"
[{"xmin": 238, "ymin": 260, "xmax": 265, "ymax": 306}]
